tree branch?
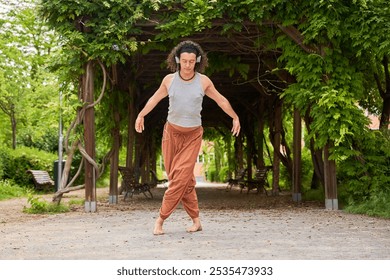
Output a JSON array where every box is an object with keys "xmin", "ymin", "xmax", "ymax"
[{"xmin": 277, "ymin": 24, "xmax": 319, "ymax": 54}]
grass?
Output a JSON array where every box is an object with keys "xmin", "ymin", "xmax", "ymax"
[
  {"xmin": 344, "ymin": 193, "xmax": 390, "ymax": 219},
  {"xmin": 23, "ymin": 193, "xmax": 70, "ymax": 214},
  {"xmin": 0, "ymin": 179, "xmax": 72, "ymax": 214},
  {"xmin": 0, "ymin": 179, "xmax": 29, "ymax": 201}
]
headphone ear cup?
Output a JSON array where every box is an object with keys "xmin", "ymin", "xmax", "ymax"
[
  {"xmin": 175, "ymin": 56, "xmax": 180, "ymax": 63},
  {"xmin": 196, "ymin": 56, "xmax": 201, "ymax": 63}
]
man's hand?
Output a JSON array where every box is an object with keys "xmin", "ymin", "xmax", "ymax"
[
  {"xmin": 135, "ymin": 116, "xmax": 144, "ymax": 133},
  {"xmin": 231, "ymin": 118, "xmax": 240, "ymax": 136}
]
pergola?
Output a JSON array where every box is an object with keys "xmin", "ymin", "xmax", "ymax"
[{"xmin": 79, "ymin": 19, "xmax": 338, "ymax": 212}]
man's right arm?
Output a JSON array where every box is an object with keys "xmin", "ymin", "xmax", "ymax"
[{"xmin": 135, "ymin": 75, "xmax": 171, "ymax": 133}]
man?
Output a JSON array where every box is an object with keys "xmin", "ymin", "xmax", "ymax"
[{"xmin": 135, "ymin": 40, "xmax": 240, "ymax": 235}]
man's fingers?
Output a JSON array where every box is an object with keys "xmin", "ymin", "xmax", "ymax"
[
  {"xmin": 231, "ymin": 126, "xmax": 240, "ymax": 136},
  {"xmin": 135, "ymin": 117, "xmax": 145, "ymax": 133},
  {"xmin": 231, "ymin": 119, "xmax": 240, "ymax": 136}
]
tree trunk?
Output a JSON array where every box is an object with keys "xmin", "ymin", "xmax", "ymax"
[
  {"xmin": 109, "ymin": 89, "xmax": 121, "ymax": 204},
  {"xmin": 379, "ymin": 55, "xmax": 390, "ymax": 129},
  {"xmin": 127, "ymin": 80, "xmax": 137, "ymax": 169},
  {"xmin": 257, "ymin": 98, "xmax": 265, "ymax": 168},
  {"xmin": 380, "ymin": 94, "xmax": 390, "ymax": 129},
  {"xmin": 11, "ymin": 109, "xmax": 16, "ymax": 149},
  {"xmin": 225, "ymin": 136, "xmax": 233, "ymax": 179},
  {"xmin": 271, "ymin": 99, "xmax": 282, "ymax": 195},
  {"xmin": 292, "ymin": 108, "xmax": 302, "ymax": 201},
  {"xmin": 280, "ymin": 122, "xmax": 293, "ymax": 179},
  {"xmin": 234, "ymin": 133, "xmax": 244, "ymax": 172}
]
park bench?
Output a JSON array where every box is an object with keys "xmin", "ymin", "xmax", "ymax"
[
  {"xmin": 26, "ymin": 170, "xmax": 55, "ymax": 191},
  {"xmin": 240, "ymin": 166, "xmax": 272, "ymax": 195},
  {"xmin": 226, "ymin": 168, "xmax": 248, "ymax": 191},
  {"xmin": 118, "ymin": 166, "xmax": 153, "ymax": 200}
]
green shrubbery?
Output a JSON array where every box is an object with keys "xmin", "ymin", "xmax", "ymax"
[
  {"xmin": 23, "ymin": 193, "xmax": 70, "ymax": 214},
  {"xmin": 337, "ymin": 130, "xmax": 390, "ymax": 217},
  {"xmin": 344, "ymin": 190, "xmax": 390, "ymax": 219},
  {"xmin": 0, "ymin": 146, "xmax": 57, "ymax": 187}
]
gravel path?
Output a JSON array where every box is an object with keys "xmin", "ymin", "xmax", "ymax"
[{"xmin": 1, "ymin": 185, "xmax": 389, "ymax": 260}]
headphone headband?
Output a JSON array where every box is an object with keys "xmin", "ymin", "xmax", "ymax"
[{"xmin": 175, "ymin": 44, "xmax": 201, "ymax": 64}]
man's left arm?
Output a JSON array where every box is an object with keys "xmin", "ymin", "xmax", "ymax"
[{"xmin": 203, "ymin": 76, "xmax": 240, "ymax": 136}]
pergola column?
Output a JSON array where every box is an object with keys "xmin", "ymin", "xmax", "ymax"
[
  {"xmin": 83, "ymin": 61, "xmax": 97, "ymax": 212},
  {"xmin": 324, "ymin": 143, "xmax": 338, "ymax": 210},
  {"xmin": 292, "ymin": 108, "xmax": 302, "ymax": 202}
]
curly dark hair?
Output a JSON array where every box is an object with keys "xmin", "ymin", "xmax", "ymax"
[{"xmin": 166, "ymin": 40, "xmax": 209, "ymax": 73}]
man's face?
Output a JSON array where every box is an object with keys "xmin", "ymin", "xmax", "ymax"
[{"xmin": 179, "ymin": 52, "xmax": 197, "ymax": 72}]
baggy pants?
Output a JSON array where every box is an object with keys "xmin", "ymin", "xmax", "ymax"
[{"xmin": 159, "ymin": 122, "xmax": 203, "ymax": 220}]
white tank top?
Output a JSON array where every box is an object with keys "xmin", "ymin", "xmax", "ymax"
[{"xmin": 167, "ymin": 72, "xmax": 205, "ymax": 127}]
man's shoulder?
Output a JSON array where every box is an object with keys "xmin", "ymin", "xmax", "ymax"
[
  {"xmin": 162, "ymin": 73, "xmax": 175, "ymax": 83},
  {"xmin": 164, "ymin": 73, "xmax": 175, "ymax": 79},
  {"xmin": 165, "ymin": 73, "xmax": 176, "ymax": 78},
  {"xmin": 199, "ymin": 73, "xmax": 212, "ymax": 86},
  {"xmin": 160, "ymin": 73, "xmax": 175, "ymax": 91}
]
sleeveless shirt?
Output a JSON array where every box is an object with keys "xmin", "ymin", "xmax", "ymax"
[{"xmin": 167, "ymin": 72, "xmax": 205, "ymax": 127}]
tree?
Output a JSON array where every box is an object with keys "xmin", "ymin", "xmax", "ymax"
[
  {"xmin": 0, "ymin": 0, "xmax": 60, "ymax": 150},
  {"xmin": 0, "ymin": 15, "xmax": 29, "ymax": 149},
  {"xmin": 342, "ymin": 0, "xmax": 390, "ymax": 129}
]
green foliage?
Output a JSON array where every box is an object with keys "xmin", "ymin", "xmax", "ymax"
[
  {"xmin": 344, "ymin": 191, "xmax": 390, "ymax": 219},
  {"xmin": 303, "ymin": 188, "xmax": 324, "ymax": 202},
  {"xmin": 279, "ymin": 36, "xmax": 370, "ymax": 160},
  {"xmin": 310, "ymin": 88, "xmax": 369, "ymax": 156},
  {"xmin": 40, "ymin": 0, "xmax": 160, "ymax": 66},
  {"xmin": 157, "ymin": 0, "xmax": 218, "ymax": 38},
  {"xmin": 0, "ymin": 146, "xmax": 57, "ymax": 187},
  {"xmin": 0, "ymin": 179, "xmax": 29, "ymax": 201},
  {"xmin": 23, "ymin": 192, "xmax": 70, "ymax": 214},
  {"xmin": 347, "ymin": 1, "xmax": 390, "ymax": 58},
  {"xmin": 0, "ymin": 1, "xmax": 61, "ymax": 150},
  {"xmin": 18, "ymin": 127, "xmax": 59, "ymax": 153},
  {"xmin": 203, "ymin": 127, "xmax": 235, "ymax": 182},
  {"xmin": 300, "ymin": 145, "xmax": 315, "ymax": 191},
  {"xmin": 337, "ymin": 130, "xmax": 390, "ymax": 204}
]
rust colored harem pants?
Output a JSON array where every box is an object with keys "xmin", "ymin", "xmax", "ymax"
[{"xmin": 159, "ymin": 122, "xmax": 203, "ymax": 220}]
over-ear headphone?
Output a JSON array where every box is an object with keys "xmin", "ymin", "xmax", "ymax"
[{"xmin": 175, "ymin": 55, "xmax": 201, "ymax": 63}]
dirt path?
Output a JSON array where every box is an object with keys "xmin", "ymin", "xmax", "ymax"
[{"xmin": 1, "ymin": 184, "xmax": 389, "ymax": 260}]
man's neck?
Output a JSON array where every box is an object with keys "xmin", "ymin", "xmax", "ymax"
[{"xmin": 179, "ymin": 71, "xmax": 196, "ymax": 81}]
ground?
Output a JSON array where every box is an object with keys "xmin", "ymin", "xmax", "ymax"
[
  {"xmin": 1, "ymin": 183, "xmax": 389, "ymax": 260},
  {"xmin": 0, "ymin": 183, "xmax": 319, "ymax": 226}
]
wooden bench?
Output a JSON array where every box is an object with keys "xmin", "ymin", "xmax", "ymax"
[
  {"xmin": 118, "ymin": 166, "xmax": 153, "ymax": 200},
  {"xmin": 226, "ymin": 168, "xmax": 248, "ymax": 191},
  {"xmin": 240, "ymin": 166, "xmax": 272, "ymax": 195},
  {"xmin": 26, "ymin": 170, "xmax": 55, "ymax": 191}
]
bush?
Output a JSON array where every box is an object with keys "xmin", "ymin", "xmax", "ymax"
[
  {"xmin": 18, "ymin": 127, "xmax": 59, "ymax": 153},
  {"xmin": 344, "ymin": 190, "xmax": 390, "ymax": 219},
  {"xmin": 337, "ymin": 129, "xmax": 390, "ymax": 215},
  {"xmin": 0, "ymin": 146, "xmax": 57, "ymax": 187},
  {"xmin": 23, "ymin": 193, "xmax": 70, "ymax": 214}
]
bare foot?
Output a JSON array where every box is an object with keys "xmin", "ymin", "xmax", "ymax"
[
  {"xmin": 153, "ymin": 217, "xmax": 164, "ymax": 235},
  {"xmin": 186, "ymin": 218, "xmax": 202, "ymax": 233}
]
